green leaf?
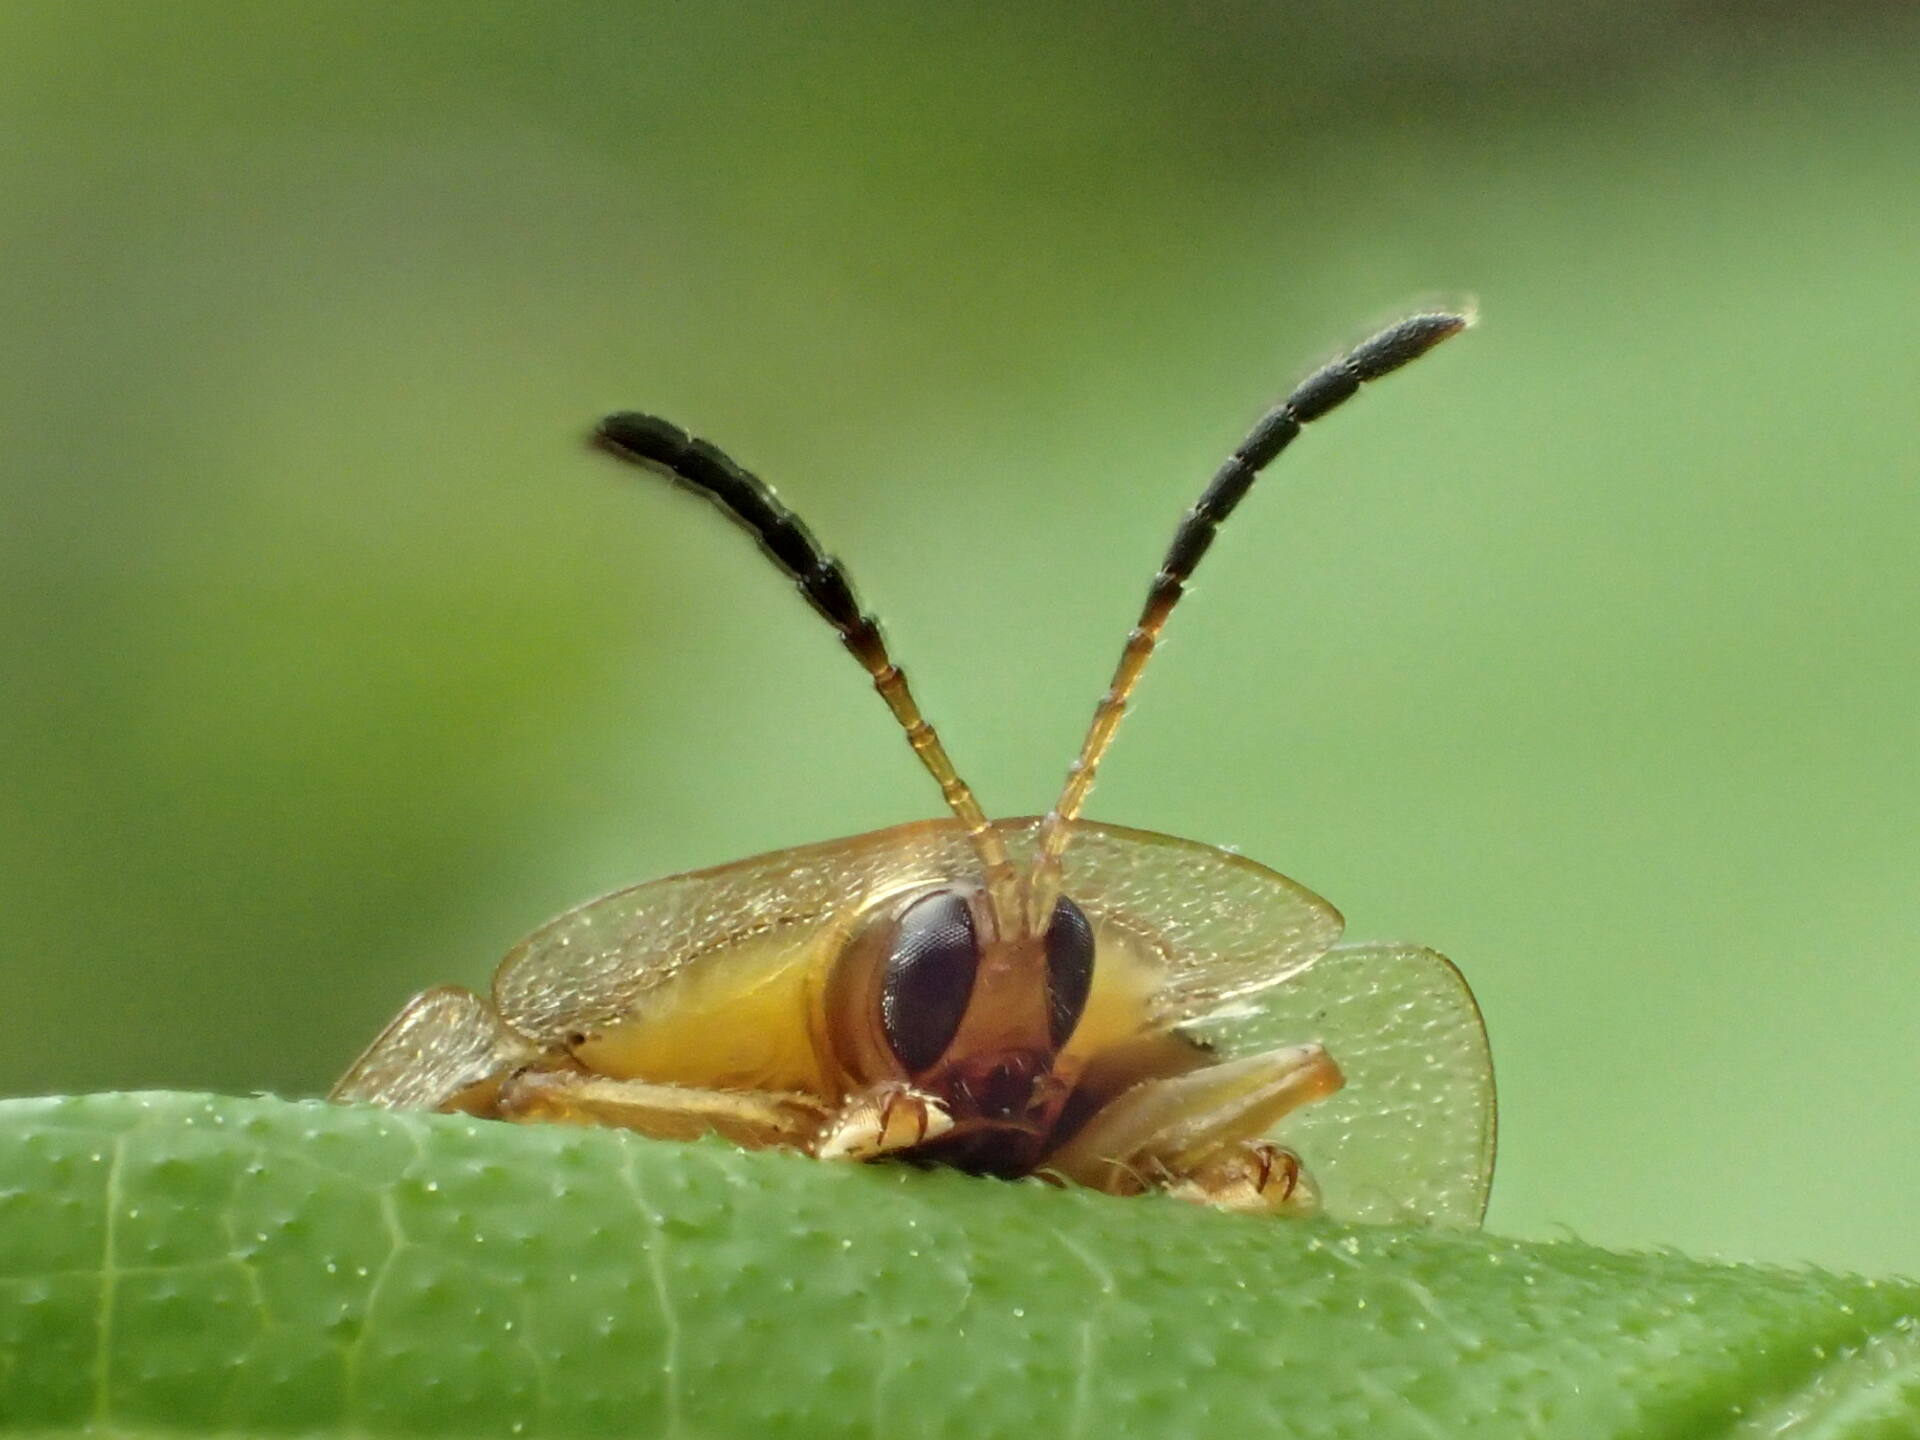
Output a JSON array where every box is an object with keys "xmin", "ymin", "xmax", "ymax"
[{"xmin": 1, "ymin": 1093, "xmax": 1915, "ymax": 1439}]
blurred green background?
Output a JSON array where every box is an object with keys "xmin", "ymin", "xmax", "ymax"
[{"xmin": 3, "ymin": 4, "xmax": 1916, "ymax": 1278}]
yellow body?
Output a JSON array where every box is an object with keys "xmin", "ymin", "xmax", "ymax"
[
  {"xmin": 575, "ymin": 929, "xmax": 831, "ymax": 1093},
  {"xmin": 333, "ymin": 818, "xmax": 1495, "ymax": 1225}
]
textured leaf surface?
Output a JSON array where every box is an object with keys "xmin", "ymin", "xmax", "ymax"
[{"xmin": 1, "ymin": 1093, "xmax": 1916, "ymax": 1440}]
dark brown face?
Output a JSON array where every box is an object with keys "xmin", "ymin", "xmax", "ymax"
[{"xmin": 829, "ymin": 883, "xmax": 1096, "ymax": 1139}]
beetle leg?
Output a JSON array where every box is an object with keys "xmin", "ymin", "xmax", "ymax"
[
  {"xmin": 815, "ymin": 1083, "xmax": 956, "ymax": 1161},
  {"xmin": 496, "ymin": 1069, "xmax": 828, "ymax": 1151},
  {"xmin": 1043, "ymin": 1043, "xmax": 1343, "ymax": 1207},
  {"xmin": 1162, "ymin": 1140, "xmax": 1320, "ymax": 1216}
]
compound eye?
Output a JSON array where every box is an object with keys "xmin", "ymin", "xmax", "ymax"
[
  {"xmin": 879, "ymin": 889, "xmax": 981, "ymax": 1074},
  {"xmin": 1044, "ymin": 895, "xmax": 1095, "ymax": 1048}
]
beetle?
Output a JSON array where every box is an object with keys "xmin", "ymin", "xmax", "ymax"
[{"xmin": 333, "ymin": 311, "xmax": 1495, "ymax": 1226}]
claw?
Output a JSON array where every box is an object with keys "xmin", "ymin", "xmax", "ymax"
[
  {"xmin": 1166, "ymin": 1141, "xmax": 1320, "ymax": 1216},
  {"xmin": 815, "ymin": 1085, "xmax": 955, "ymax": 1161}
]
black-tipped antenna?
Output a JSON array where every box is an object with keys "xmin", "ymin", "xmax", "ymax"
[
  {"xmin": 594, "ymin": 413, "xmax": 1022, "ymax": 927},
  {"xmin": 1027, "ymin": 311, "xmax": 1473, "ymax": 928}
]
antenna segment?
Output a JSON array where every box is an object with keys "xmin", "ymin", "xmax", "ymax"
[
  {"xmin": 1026, "ymin": 312, "xmax": 1472, "ymax": 929},
  {"xmin": 593, "ymin": 413, "xmax": 1023, "ymax": 928}
]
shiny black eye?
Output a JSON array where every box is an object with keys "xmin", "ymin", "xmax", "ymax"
[
  {"xmin": 879, "ymin": 889, "xmax": 980, "ymax": 1074},
  {"xmin": 1044, "ymin": 896, "xmax": 1095, "ymax": 1048}
]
